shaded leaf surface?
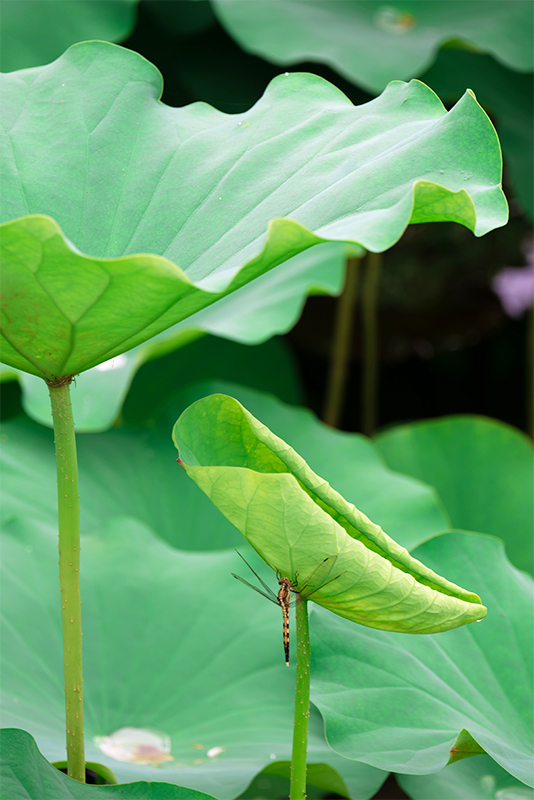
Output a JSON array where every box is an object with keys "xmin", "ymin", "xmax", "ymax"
[
  {"xmin": 212, "ymin": 0, "xmax": 533, "ymax": 93},
  {"xmin": 173, "ymin": 393, "xmax": 486, "ymax": 633},
  {"xmin": 0, "ymin": 41, "xmax": 507, "ymax": 379},
  {"xmin": 0, "ymin": 516, "xmax": 386, "ymax": 799},
  {"xmin": 375, "ymin": 416, "xmax": 534, "ymax": 575},
  {"xmin": 0, "ymin": 729, "xmax": 215, "ymax": 799},
  {"xmin": 310, "ymin": 532, "xmax": 533, "ymax": 785}
]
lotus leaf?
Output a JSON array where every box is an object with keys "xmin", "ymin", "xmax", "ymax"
[
  {"xmin": 0, "ymin": 729, "xmax": 216, "ymax": 799},
  {"xmin": 0, "ymin": 515, "xmax": 387, "ymax": 799},
  {"xmin": 310, "ymin": 532, "xmax": 533, "ymax": 786},
  {"xmin": 1, "ymin": 41, "xmax": 507, "ymax": 381},
  {"xmin": 375, "ymin": 415, "xmax": 534, "ymax": 575},
  {"xmin": 212, "ymin": 0, "xmax": 533, "ymax": 93},
  {"xmin": 173, "ymin": 393, "xmax": 486, "ymax": 633}
]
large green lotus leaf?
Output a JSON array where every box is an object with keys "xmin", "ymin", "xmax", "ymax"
[
  {"xmin": 419, "ymin": 49, "xmax": 533, "ymax": 218},
  {"xmin": 375, "ymin": 416, "xmax": 534, "ymax": 575},
  {"xmin": 0, "ymin": 0, "xmax": 137, "ymax": 73},
  {"xmin": 0, "ymin": 42, "xmax": 507, "ymax": 380},
  {"xmin": 398, "ymin": 753, "xmax": 534, "ymax": 800},
  {"xmin": 173, "ymin": 393, "xmax": 486, "ymax": 633},
  {"xmin": 309, "ymin": 531, "xmax": 534, "ymax": 785},
  {"xmin": 0, "ymin": 515, "xmax": 387, "ymax": 799},
  {"xmin": 0, "ymin": 729, "xmax": 216, "ymax": 799},
  {"xmin": 212, "ymin": 0, "xmax": 533, "ymax": 94},
  {"xmin": 0, "ymin": 241, "xmax": 343, "ymax": 431},
  {"xmin": 0, "ymin": 381, "xmax": 447, "ymax": 552}
]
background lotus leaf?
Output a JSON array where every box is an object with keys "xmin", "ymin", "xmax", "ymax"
[
  {"xmin": 212, "ymin": 0, "xmax": 533, "ymax": 93},
  {"xmin": 0, "ymin": 515, "xmax": 387, "ymax": 799},
  {"xmin": 1, "ymin": 41, "xmax": 507, "ymax": 380},
  {"xmin": 375, "ymin": 415, "xmax": 534, "ymax": 575},
  {"xmin": 0, "ymin": 381, "xmax": 448, "ymax": 552},
  {"xmin": 173, "ymin": 393, "xmax": 486, "ymax": 633},
  {"xmin": 310, "ymin": 531, "xmax": 533, "ymax": 786},
  {"xmin": 0, "ymin": 0, "xmax": 138, "ymax": 72}
]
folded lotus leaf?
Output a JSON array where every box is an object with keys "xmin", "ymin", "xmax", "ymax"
[{"xmin": 173, "ymin": 394, "xmax": 486, "ymax": 634}]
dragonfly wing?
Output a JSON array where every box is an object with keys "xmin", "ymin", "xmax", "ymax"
[
  {"xmin": 296, "ymin": 556, "xmax": 344, "ymax": 599},
  {"xmin": 232, "ymin": 573, "xmax": 280, "ymax": 605},
  {"xmin": 235, "ymin": 550, "xmax": 281, "ymax": 599},
  {"xmin": 303, "ymin": 572, "xmax": 344, "ymax": 599}
]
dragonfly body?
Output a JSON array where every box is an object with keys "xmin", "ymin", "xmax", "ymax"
[
  {"xmin": 277, "ymin": 576, "xmax": 292, "ymax": 666},
  {"xmin": 233, "ymin": 551, "xmax": 341, "ymax": 667}
]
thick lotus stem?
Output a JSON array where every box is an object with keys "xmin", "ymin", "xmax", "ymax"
[
  {"xmin": 290, "ymin": 597, "xmax": 311, "ymax": 799},
  {"xmin": 48, "ymin": 379, "xmax": 85, "ymax": 782}
]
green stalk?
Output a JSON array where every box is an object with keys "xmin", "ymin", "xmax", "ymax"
[
  {"xmin": 290, "ymin": 598, "xmax": 311, "ymax": 799},
  {"xmin": 323, "ymin": 256, "xmax": 361, "ymax": 428},
  {"xmin": 361, "ymin": 251, "xmax": 382, "ymax": 437},
  {"xmin": 48, "ymin": 379, "xmax": 85, "ymax": 783}
]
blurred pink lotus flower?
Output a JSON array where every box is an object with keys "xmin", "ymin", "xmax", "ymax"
[{"xmin": 492, "ymin": 239, "xmax": 534, "ymax": 318}]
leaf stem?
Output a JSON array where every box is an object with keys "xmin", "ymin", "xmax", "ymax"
[
  {"xmin": 290, "ymin": 598, "xmax": 310, "ymax": 799},
  {"xmin": 48, "ymin": 380, "xmax": 85, "ymax": 783},
  {"xmin": 322, "ymin": 256, "xmax": 361, "ymax": 428},
  {"xmin": 361, "ymin": 251, "xmax": 382, "ymax": 437}
]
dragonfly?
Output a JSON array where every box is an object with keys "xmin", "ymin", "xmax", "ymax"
[{"xmin": 232, "ymin": 551, "xmax": 341, "ymax": 666}]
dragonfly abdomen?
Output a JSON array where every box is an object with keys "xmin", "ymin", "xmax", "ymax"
[{"xmin": 278, "ymin": 578, "xmax": 292, "ymax": 667}]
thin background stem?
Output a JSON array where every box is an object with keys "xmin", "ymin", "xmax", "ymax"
[
  {"xmin": 290, "ymin": 598, "xmax": 310, "ymax": 799},
  {"xmin": 361, "ymin": 251, "xmax": 382, "ymax": 437},
  {"xmin": 528, "ymin": 305, "xmax": 533, "ymax": 440},
  {"xmin": 322, "ymin": 256, "xmax": 361, "ymax": 428},
  {"xmin": 48, "ymin": 380, "xmax": 85, "ymax": 782}
]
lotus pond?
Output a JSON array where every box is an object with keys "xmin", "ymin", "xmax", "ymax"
[{"xmin": 0, "ymin": 2, "xmax": 532, "ymax": 800}]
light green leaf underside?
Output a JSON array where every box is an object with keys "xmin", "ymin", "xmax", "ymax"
[
  {"xmin": 310, "ymin": 532, "xmax": 534, "ymax": 786},
  {"xmin": 173, "ymin": 393, "xmax": 486, "ymax": 633},
  {"xmin": 0, "ymin": 241, "xmax": 345, "ymax": 427},
  {"xmin": 1, "ymin": 41, "xmax": 507, "ymax": 379},
  {"xmin": 213, "ymin": 0, "xmax": 533, "ymax": 93}
]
